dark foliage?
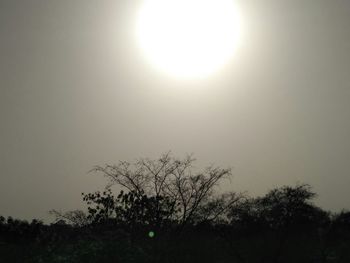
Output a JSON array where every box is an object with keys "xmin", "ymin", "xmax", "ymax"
[{"xmin": 1, "ymin": 155, "xmax": 349, "ymax": 262}]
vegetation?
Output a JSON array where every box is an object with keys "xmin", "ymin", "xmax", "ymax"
[{"xmin": 1, "ymin": 154, "xmax": 349, "ymax": 262}]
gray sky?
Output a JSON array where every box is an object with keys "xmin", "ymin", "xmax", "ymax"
[{"xmin": 1, "ymin": 0, "xmax": 350, "ymax": 221}]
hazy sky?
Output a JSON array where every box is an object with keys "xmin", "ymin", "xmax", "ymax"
[{"xmin": 1, "ymin": 0, "xmax": 350, "ymax": 221}]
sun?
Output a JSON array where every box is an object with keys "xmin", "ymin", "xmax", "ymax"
[{"xmin": 136, "ymin": 0, "xmax": 241, "ymax": 79}]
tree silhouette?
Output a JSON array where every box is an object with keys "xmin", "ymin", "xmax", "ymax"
[
  {"xmin": 89, "ymin": 153, "xmax": 240, "ymax": 230},
  {"xmin": 81, "ymin": 189, "xmax": 178, "ymax": 228},
  {"xmin": 4, "ymin": 155, "xmax": 350, "ymax": 263},
  {"xmin": 222, "ymin": 184, "xmax": 331, "ymax": 263}
]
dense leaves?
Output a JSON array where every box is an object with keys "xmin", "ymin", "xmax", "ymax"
[
  {"xmin": 82, "ymin": 189, "xmax": 179, "ymax": 229},
  {"xmin": 1, "ymin": 155, "xmax": 349, "ymax": 262}
]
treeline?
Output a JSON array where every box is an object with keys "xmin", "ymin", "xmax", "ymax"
[{"xmin": 1, "ymin": 154, "xmax": 349, "ymax": 262}]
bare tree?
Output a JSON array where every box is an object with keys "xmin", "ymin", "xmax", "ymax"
[
  {"xmin": 90, "ymin": 153, "xmax": 240, "ymax": 227},
  {"xmin": 49, "ymin": 209, "xmax": 91, "ymax": 227}
]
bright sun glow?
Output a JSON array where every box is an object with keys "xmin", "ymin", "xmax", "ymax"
[{"xmin": 136, "ymin": 0, "xmax": 241, "ymax": 79}]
